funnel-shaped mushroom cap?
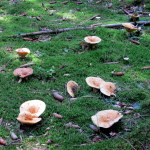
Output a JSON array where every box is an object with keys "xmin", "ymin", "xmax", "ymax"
[
  {"xmin": 67, "ymin": 81, "xmax": 79, "ymax": 98},
  {"xmin": 13, "ymin": 68, "xmax": 33, "ymax": 78},
  {"xmin": 91, "ymin": 110, "xmax": 123, "ymax": 128},
  {"xmin": 17, "ymin": 111, "xmax": 42, "ymax": 125},
  {"xmin": 100, "ymin": 82, "xmax": 116, "ymax": 96},
  {"xmin": 16, "ymin": 48, "xmax": 30, "ymax": 57},
  {"xmin": 84, "ymin": 36, "xmax": 101, "ymax": 44},
  {"xmin": 86, "ymin": 77, "xmax": 105, "ymax": 89},
  {"xmin": 122, "ymin": 23, "xmax": 138, "ymax": 32},
  {"xmin": 20, "ymin": 100, "xmax": 46, "ymax": 117},
  {"xmin": 129, "ymin": 14, "xmax": 139, "ymax": 18}
]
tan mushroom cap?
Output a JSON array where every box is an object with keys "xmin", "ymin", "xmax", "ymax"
[
  {"xmin": 122, "ymin": 23, "xmax": 138, "ymax": 32},
  {"xmin": 20, "ymin": 100, "xmax": 46, "ymax": 117},
  {"xmin": 16, "ymin": 48, "xmax": 30, "ymax": 57},
  {"xmin": 17, "ymin": 100, "xmax": 46, "ymax": 124},
  {"xmin": 86, "ymin": 77, "xmax": 105, "ymax": 89},
  {"xmin": 13, "ymin": 68, "xmax": 33, "ymax": 78},
  {"xmin": 129, "ymin": 14, "xmax": 139, "ymax": 18},
  {"xmin": 91, "ymin": 110, "xmax": 123, "ymax": 128},
  {"xmin": 100, "ymin": 82, "xmax": 116, "ymax": 96},
  {"xmin": 84, "ymin": 36, "xmax": 101, "ymax": 44},
  {"xmin": 67, "ymin": 81, "xmax": 79, "ymax": 98},
  {"xmin": 17, "ymin": 112, "xmax": 42, "ymax": 125}
]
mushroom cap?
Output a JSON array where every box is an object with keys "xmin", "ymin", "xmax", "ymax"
[
  {"xmin": 16, "ymin": 48, "xmax": 30, "ymax": 57},
  {"xmin": 19, "ymin": 100, "xmax": 46, "ymax": 117},
  {"xmin": 100, "ymin": 82, "xmax": 116, "ymax": 96},
  {"xmin": 13, "ymin": 68, "xmax": 33, "ymax": 78},
  {"xmin": 91, "ymin": 110, "xmax": 123, "ymax": 128},
  {"xmin": 17, "ymin": 115, "xmax": 41, "ymax": 125},
  {"xmin": 122, "ymin": 23, "xmax": 138, "ymax": 32},
  {"xmin": 86, "ymin": 77, "xmax": 105, "ymax": 89},
  {"xmin": 129, "ymin": 14, "xmax": 139, "ymax": 18},
  {"xmin": 84, "ymin": 36, "xmax": 101, "ymax": 44},
  {"xmin": 67, "ymin": 81, "xmax": 79, "ymax": 98}
]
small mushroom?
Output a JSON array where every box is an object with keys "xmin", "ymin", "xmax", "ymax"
[
  {"xmin": 83, "ymin": 36, "xmax": 101, "ymax": 50},
  {"xmin": 67, "ymin": 81, "xmax": 80, "ymax": 98},
  {"xmin": 13, "ymin": 68, "xmax": 33, "ymax": 83},
  {"xmin": 16, "ymin": 48, "xmax": 30, "ymax": 58},
  {"xmin": 91, "ymin": 110, "xmax": 123, "ymax": 128},
  {"xmin": 17, "ymin": 100, "xmax": 46, "ymax": 125},
  {"xmin": 86, "ymin": 77, "xmax": 105, "ymax": 93},
  {"xmin": 99, "ymin": 82, "xmax": 116, "ymax": 96},
  {"xmin": 122, "ymin": 23, "xmax": 138, "ymax": 32},
  {"xmin": 129, "ymin": 13, "xmax": 139, "ymax": 22}
]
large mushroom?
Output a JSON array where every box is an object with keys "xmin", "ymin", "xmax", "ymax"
[
  {"xmin": 99, "ymin": 82, "xmax": 116, "ymax": 96},
  {"xmin": 91, "ymin": 110, "xmax": 123, "ymax": 128},
  {"xmin": 86, "ymin": 77, "xmax": 105, "ymax": 93},
  {"xmin": 17, "ymin": 100, "xmax": 46, "ymax": 125},
  {"xmin": 67, "ymin": 81, "xmax": 80, "ymax": 98},
  {"xmin": 82, "ymin": 36, "xmax": 101, "ymax": 50},
  {"xmin": 16, "ymin": 48, "xmax": 30, "ymax": 58},
  {"xmin": 122, "ymin": 23, "xmax": 138, "ymax": 32},
  {"xmin": 13, "ymin": 68, "xmax": 33, "ymax": 83}
]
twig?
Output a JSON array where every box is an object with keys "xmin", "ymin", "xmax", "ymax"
[
  {"xmin": 120, "ymin": 137, "xmax": 137, "ymax": 150},
  {"xmin": 8, "ymin": 21, "xmax": 150, "ymax": 37}
]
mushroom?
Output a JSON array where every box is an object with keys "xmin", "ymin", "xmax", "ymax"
[
  {"xmin": 91, "ymin": 110, "xmax": 123, "ymax": 128},
  {"xmin": 122, "ymin": 23, "xmax": 138, "ymax": 32},
  {"xmin": 129, "ymin": 13, "xmax": 139, "ymax": 22},
  {"xmin": 16, "ymin": 48, "xmax": 30, "ymax": 58},
  {"xmin": 67, "ymin": 81, "xmax": 80, "ymax": 98},
  {"xmin": 83, "ymin": 36, "xmax": 101, "ymax": 50},
  {"xmin": 86, "ymin": 77, "xmax": 105, "ymax": 93},
  {"xmin": 99, "ymin": 82, "xmax": 116, "ymax": 96},
  {"xmin": 13, "ymin": 68, "xmax": 33, "ymax": 83},
  {"xmin": 17, "ymin": 100, "xmax": 46, "ymax": 125}
]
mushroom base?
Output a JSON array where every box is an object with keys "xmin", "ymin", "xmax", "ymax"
[{"xmin": 81, "ymin": 41, "xmax": 96, "ymax": 50}]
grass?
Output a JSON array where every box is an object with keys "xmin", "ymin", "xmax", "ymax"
[{"xmin": 0, "ymin": 0, "xmax": 150, "ymax": 149}]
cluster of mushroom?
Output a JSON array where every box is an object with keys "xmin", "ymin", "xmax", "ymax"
[
  {"xmin": 86, "ymin": 77, "xmax": 116, "ymax": 96},
  {"xmin": 66, "ymin": 78, "xmax": 122, "ymax": 129},
  {"xmin": 17, "ymin": 100, "xmax": 46, "ymax": 124}
]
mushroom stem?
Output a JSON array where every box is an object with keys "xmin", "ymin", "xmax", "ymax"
[
  {"xmin": 92, "ymin": 88, "xmax": 99, "ymax": 93},
  {"xmin": 18, "ymin": 78, "xmax": 22, "ymax": 83},
  {"xmin": 81, "ymin": 41, "xmax": 96, "ymax": 50}
]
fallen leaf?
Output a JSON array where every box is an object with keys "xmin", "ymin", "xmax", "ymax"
[
  {"xmin": 10, "ymin": 132, "xmax": 18, "ymax": 140},
  {"xmin": 0, "ymin": 138, "xmax": 7, "ymax": 145},
  {"xmin": 20, "ymin": 12, "xmax": 27, "ymax": 16},
  {"xmin": 65, "ymin": 122, "xmax": 80, "ymax": 129},
  {"xmin": 76, "ymin": 1, "xmax": 83, "ymax": 4},
  {"xmin": 109, "ymin": 132, "xmax": 117, "ymax": 136},
  {"xmin": 89, "ymin": 124, "xmax": 99, "ymax": 132},
  {"xmin": 61, "ymin": 1, "xmax": 69, "ymax": 4},
  {"xmin": 112, "ymin": 72, "xmax": 124, "ymax": 76},
  {"xmin": 53, "ymin": 91, "xmax": 64, "ymax": 102},
  {"xmin": 141, "ymin": 66, "xmax": 150, "ymax": 69},
  {"xmin": 92, "ymin": 136, "xmax": 102, "ymax": 142},
  {"xmin": 36, "ymin": 16, "xmax": 41, "ymax": 21},
  {"xmin": 46, "ymin": 139, "xmax": 53, "ymax": 144},
  {"xmin": 49, "ymin": 1, "xmax": 56, "ymax": 4},
  {"xmin": 130, "ymin": 39, "xmax": 140, "ymax": 45},
  {"xmin": 53, "ymin": 113, "xmax": 63, "ymax": 119}
]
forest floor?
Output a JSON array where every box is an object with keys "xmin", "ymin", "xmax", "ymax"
[{"xmin": 0, "ymin": 0, "xmax": 150, "ymax": 149}]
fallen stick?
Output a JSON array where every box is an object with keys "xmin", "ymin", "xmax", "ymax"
[
  {"xmin": 8, "ymin": 21, "xmax": 150, "ymax": 37},
  {"xmin": 104, "ymin": 62, "xmax": 119, "ymax": 64},
  {"xmin": 141, "ymin": 66, "xmax": 150, "ymax": 69},
  {"xmin": 20, "ymin": 63, "xmax": 35, "ymax": 68}
]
